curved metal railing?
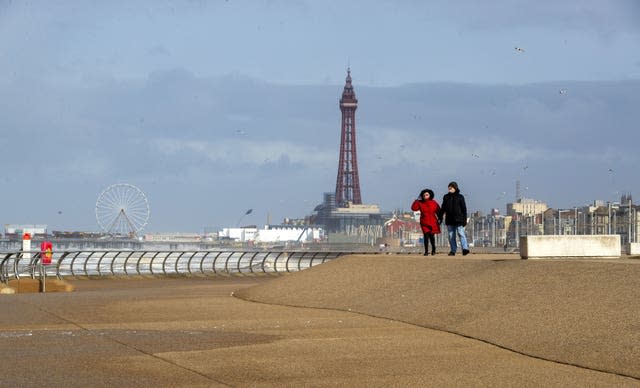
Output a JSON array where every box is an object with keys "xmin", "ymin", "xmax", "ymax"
[{"xmin": 0, "ymin": 250, "xmax": 353, "ymax": 283}]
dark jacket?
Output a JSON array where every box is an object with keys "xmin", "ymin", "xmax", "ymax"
[{"xmin": 439, "ymin": 188, "xmax": 468, "ymax": 227}]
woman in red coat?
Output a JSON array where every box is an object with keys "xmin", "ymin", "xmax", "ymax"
[{"xmin": 411, "ymin": 188, "xmax": 441, "ymax": 256}]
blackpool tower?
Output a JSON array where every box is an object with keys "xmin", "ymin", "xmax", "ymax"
[{"xmin": 335, "ymin": 68, "xmax": 362, "ymax": 206}]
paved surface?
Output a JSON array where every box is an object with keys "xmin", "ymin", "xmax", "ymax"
[{"xmin": 1, "ymin": 253, "xmax": 639, "ymax": 387}]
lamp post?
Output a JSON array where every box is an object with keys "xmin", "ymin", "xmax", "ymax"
[
  {"xmin": 515, "ymin": 213, "xmax": 520, "ymax": 247},
  {"xmin": 629, "ymin": 198, "xmax": 633, "ymax": 244},
  {"xmin": 236, "ymin": 208, "xmax": 253, "ymax": 228}
]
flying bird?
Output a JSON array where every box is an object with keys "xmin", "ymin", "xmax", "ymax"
[
  {"xmin": 514, "ymin": 47, "xmax": 525, "ymax": 52},
  {"xmin": 472, "ymin": 153, "xmax": 480, "ymax": 158},
  {"xmin": 559, "ymin": 89, "xmax": 567, "ymax": 95}
]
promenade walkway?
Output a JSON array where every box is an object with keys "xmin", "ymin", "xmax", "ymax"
[{"xmin": 1, "ymin": 253, "xmax": 638, "ymax": 387}]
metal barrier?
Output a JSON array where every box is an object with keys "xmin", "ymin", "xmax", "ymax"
[{"xmin": 0, "ymin": 250, "xmax": 353, "ymax": 283}]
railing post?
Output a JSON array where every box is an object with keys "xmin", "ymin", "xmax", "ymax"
[
  {"xmin": 237, "ymin": 252, "xmax": 249, "ymax": 274},
  {"xmin": 186, "ymin": 251, "xmax": 199, "ymax": 275},
  {"xmin": 199, "ymin": 251, "xmax": 211, "ymax": 274},
  {"xmin": 272, "ymin": 252, "xmax": 284, "ymax": 274},
  {"xmin": 96, "ymin": 251, "xmax": 109, "ymax": 276},
  {"xmin": 211, "ymin": 252, "xmax": 223, "ymax": 274},
  {"xmin": 123, "ymin": 251, "xmax": 135, "ymax": 276}
]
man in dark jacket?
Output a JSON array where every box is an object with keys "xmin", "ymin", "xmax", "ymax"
[{"xmin": 438, "ymin": 181, "xmax": 470, "ymax": 256}]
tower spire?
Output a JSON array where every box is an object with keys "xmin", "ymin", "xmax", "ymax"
[{"xmin": 335, "ymin": 68, "xmax": 362, "ymax": 206}]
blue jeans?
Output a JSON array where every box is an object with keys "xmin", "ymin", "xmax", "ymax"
[{"xmin": 447, "ymin": 225, "xmax": 469, "ymax": 253}]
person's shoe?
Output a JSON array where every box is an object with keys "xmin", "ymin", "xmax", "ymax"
[
  {"xmin": 448, "ymin": 252, "xmax": 455, "ymax": 256},
  {"xmin": 431, "ymin": 250, "xmax": 436, "ymax": 256},
  {"xmin": 462, "ymin": 249, "xmax": 470, "ymax": 256},
  {"xmin": 423, "ymin": 252, "xmax": 429, "ymax": 256}
]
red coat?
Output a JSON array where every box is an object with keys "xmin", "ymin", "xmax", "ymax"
[{"xmin": 411, "ymin": 199, "xmax": 441, "ymax": 234}]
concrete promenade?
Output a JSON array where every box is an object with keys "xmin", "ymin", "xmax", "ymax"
[{"xmin": 1, "ymin": 253, "xmax": 639, "ymax": 387}]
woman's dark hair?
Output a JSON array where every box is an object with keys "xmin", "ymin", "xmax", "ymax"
[
  {"xmin": 448, "ymin": 181, "xmax": 459, "ymax": 191},
  {"xmin": 419, "ymin": 188, "xmax": 435, "ymax": 200}
]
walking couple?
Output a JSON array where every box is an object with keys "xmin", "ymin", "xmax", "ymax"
[{"xmin": 411, "ymin": 181, "xmax": 470, "ymax": 256}]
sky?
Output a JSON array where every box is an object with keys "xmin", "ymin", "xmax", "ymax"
[{"xmin": 1, "ymin": 0, "xmax": 639, "ymax": 233}]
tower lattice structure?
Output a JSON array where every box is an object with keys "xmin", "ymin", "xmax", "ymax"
[{"xmin": 335, "ymin": 68, "xmax": 362, "ymax": 206}]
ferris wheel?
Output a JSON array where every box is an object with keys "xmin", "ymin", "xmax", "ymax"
[{"xmin": 95, "ymin": 183, "xmax": 150, "ymax": 236}]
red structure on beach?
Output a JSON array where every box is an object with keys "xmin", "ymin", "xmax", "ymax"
[{"xmin": 335, "ymin": 68, "xmax": 362, "ymax": 206}]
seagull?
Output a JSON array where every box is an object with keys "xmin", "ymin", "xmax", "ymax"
[
  {"xmin": 472, "ymin": 153, "xmax": 480, "ymax": 158},
  {"xmin": 559, "ymin": 89, "xmax": 567, "ymax": 95},
  {"xmin": 234, "ymin": 129, "xmax": 246, "ymax": 135},
  {"xmin": 515, "ymin": 47, "xmax": 525, "ymax": 52}
]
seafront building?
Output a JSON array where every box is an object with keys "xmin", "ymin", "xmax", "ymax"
[
  {"xmin": 466, "ymin": 194, "xmax": 640, "ymax": 248},
  {"xmin": 218, "ymin": 225, "xmax": 323, "ymax": 245},
  {"xmin": 3, "ymin": 224, "xmax": 48, "ymax": 238},
  {"xmin": 467, "ymin": 209, "xmax": 511, "ymax": 248},
  {"xmin": 144, "ymin": 232, "xmax": 203, "ymax": 243}
]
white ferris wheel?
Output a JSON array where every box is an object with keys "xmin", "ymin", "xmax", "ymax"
[{"xmin": 95, "ymin": 183, "xmax": 150, "ymax": 236}]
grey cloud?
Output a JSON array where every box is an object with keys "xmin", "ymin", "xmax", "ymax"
[
  {"xmin": 2, "ymin": 71, "xmax": 639, "ymax": 230},
  {"xmin": 436, "ymin": 0, "xmax": 640, "ymax": 35}
]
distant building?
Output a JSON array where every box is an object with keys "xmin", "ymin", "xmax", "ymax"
[
  {"xmin": 467, "ymin": 212, "xmax": 510, "ymax": 247},
  {"xmin": 313, "ymin": 192, "xmax": 390, "ymax": 234},
  {"xmin": 144, "ymin": 233, "xmax": 202, "ymax": 243},
  {"xmin": 219, "ymin": 225, "xmax": 324, "ymax": 244},
  {"xmin": 541, "ymin": 196, "xmax": 639, "ymax": 244},
  {"xmin": 383, "ymin": 213, "xmax": 422, "ymax": 246},
  {"xmin": 255, "ymin": 225, "xmax": 323, "ymax": 243},
  {"xmin": 219, "ymin": 227, "xmax": 257, "ymax": 242},
  {"xmin": 505, "ymin": 198, "xmax": 549, "ymax": 242},
  {"xmin": 507, "ymin": 198, "xmax": 548, "ymax": 217},
  {"xmin": 4, "ymin": 224, "xmax": 47, "ymax": 238},
  {"xmin": 51, "ymin": 231, "xmax": 103, "ymax": 239}
]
